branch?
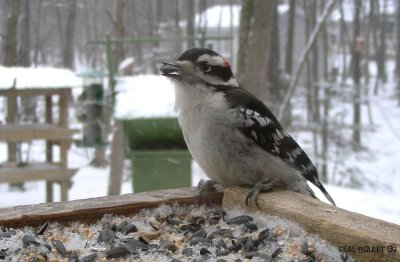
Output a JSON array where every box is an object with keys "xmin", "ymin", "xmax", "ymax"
[{"xmin": 278, "ymin": 0, "xmax": 337, "ymax": 120}]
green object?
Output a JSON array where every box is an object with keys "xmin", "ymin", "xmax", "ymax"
[
  {"xmin": 129, "ymin": 150, "xmax": 191, "ymax": 193},
  {"xmin": 121, "ymin": 118, "xmax": 191, "ymax": 193},
  {"xmin": 121, "ymin": 118, "xmax": 187, "ymax": 150}
]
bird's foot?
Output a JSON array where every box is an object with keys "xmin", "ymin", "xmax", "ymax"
[
  {"xmin": 197, "ymin": 179, "xmax": 223, "ymax": 197},
  {"xmin": 246, "ymin": 178, "xmax": 280, "ymax": 209}
]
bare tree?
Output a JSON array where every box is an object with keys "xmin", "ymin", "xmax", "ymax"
[
  {"xmin": 396, "ymin": 0, "xmax": 400, "ymax": 105},
  {"xmin": 310, "ymin": 0, "xmax": 320, "ymax": 124},
  {"xmin": 241, "ymin": 1, "xmax": 275, "ymax": 101},
  {"xmin": 32, "ymin": 0, "xmax": 43, "ymax": 66},
  {"xmin": 3, "ymin": 0, "xmax": 21, "ymax": 66},
  {"xmin": 3, "ymin": 0, "xmax": 20, "ymax": 171},
  {"xmin": 18, "ymin": 0, "xmax": 30, "ymax": 66},
  {"xmin": 236, "ymin": 0, "xmax": 254, "ymax": 84},
  {"xmin": 63, "ymin": 0, "xmax": 77, "ymax": 69},
  {"xmin": 111, "ymin": 0, "xmax": 127, "ymax": 68},
  {"xmin": 186, "ymin": 0, "xmax": 195, "ymax": 48},
  {"xmin": 266, "ymin": 1, "xmax": 282, "ymax": 115},
  {"xmin": 377, "ymin": 0, "xmax": 388, "ymax": 84},
  {"xmin": 303, "ymin": 0, "xmax": 313, "ymax": 122},
  {"xmin": 320, "ymin": 0, "xmax": 330, "ymax": 183},
  {"xmin": 352, "ymin": 0, "xmax": 362, "ymax": 149},
  {"xmin": 278, "ymin": 0, "xmax": 336, "ymax": 120},
  {"xmin": 285, "ymin": 0, "xmax": 296, "ymax": 75}
]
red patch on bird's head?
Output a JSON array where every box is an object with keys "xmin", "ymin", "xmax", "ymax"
[{"xmin": 223, "ymin": 59, "xmax": 231, "ymax": 68}]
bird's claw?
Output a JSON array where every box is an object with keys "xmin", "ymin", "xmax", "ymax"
[
  {"xmin": 197, "ymin": 179, "xmax": 223, "ymax": 196},
  {"xmin": 245, "ymin": 178, "xmax": 281, "ymax": 209}
]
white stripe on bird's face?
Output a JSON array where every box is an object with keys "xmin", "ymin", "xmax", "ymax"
[{"xmin": 197, "ymin": 54, "xmax": 227, "ymax": 66}]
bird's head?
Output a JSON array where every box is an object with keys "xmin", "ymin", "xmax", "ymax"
[{"xmin": 160, "ymin": 48, "xmax": 238, "ymax": 88}]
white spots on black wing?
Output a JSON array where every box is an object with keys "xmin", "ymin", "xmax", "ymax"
[
  {"xmin": 245, "ymin": 109, "xmax": 254, "ymax": 115},
  {"xmin": 286, "ymin": 152, "xmax": 295, "ymax": 164},
  {"xmin": 251, "ymin": 130, "xmax": 258, "ymax": 140},
  {"xmin": 273, "ymin": 144, "xmax": 280, "ymax": 154},
  {"xmin": 258, "ymin": 117, "xmax": 272, "ymax": 127},
  {"xmin": 276, "ymin": 130, "xmax": 284, "ymax": 140},
  {"xmin": 291, "ymin": 148, "xmax": 303, "ymax": 159},
  {"xmin": 271, "ymin": 130, "xmax": 286, "ymax": 145},
  {"xmin": 300, "ymin": 164, "xmax": 315, "ymax": 174}
]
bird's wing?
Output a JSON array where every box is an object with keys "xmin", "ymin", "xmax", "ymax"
[{"xmin": 223, "ymin": 88, "xmax": 335, "ymax": 205}]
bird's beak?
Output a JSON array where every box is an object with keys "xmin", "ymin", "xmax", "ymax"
[{"xmin": 160, "ymin": 62, "xmax": 182, "ymax": 79}]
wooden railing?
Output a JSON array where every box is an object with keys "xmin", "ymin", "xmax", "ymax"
[{"xmin": 0, "ymin": 187, "xmax": 398, "ymax": 261}]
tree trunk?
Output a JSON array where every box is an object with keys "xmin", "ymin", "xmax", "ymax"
[
  {"xmin": 242, "ymin": 1, "xmax": 275, "ymax": 101},
  {"xmin": 32, "ymin": 0, "xmax": 43, "ymax": 66},
  {"xmin": 396, "ymin": 0, "xmax": 400, "ymax": 105},
  {"xmin": 18, "ymin": 0, "xmax": 30, "ymax": 67},
  {"xmin": 311, "ymin": 0, "xmax": 320, "ymax": 124},
  {"xmin": 173, "ymin": 0, "xmax": 182, "ymax": 53},
  {"xmin": 352, "ymin": 0, "xmax": 362, "ymax": 149},
  {"xmin": 266, "ymin": 2, "xmax": 282, "ymax": 115},
  {"xmin": 364, "ymin": 0, "xmax": 374, "ymax": 124},
  {"xmin": 236, "ymin": 0, "xmax": 254, "ymax": 84},
  {"xmin": 3, "ymin": 0, "xmax": 20, "ymax": 177},
  {"xmin": 285, "ymin": 0, "xmax": 296, "ymax": 75},
  {"xmin": 320, "ymin": 0, "xmax": 330, "ymax": 183},
  {"xmin": 186, "ymin": 0, "xmax": 195, "ymax": 48},
  {"xmin": 63, "ymin": 0, "xmax": 76, "ymax": 69},
  {"xmin": 113, "ymin": 0, "xmax": 127, "ymax": 68},
  {"xmin": 3, "ymin": 0, "xmax": 20, "ymax": 66},
  {"xmin": 377, "ymin": 0, "xmax": 388, "ymax": 84},
  {"xmin": 303, "ymin": 0, "xmax": 313, "ymax": 122}
]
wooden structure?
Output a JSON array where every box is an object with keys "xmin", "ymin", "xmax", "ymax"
[
  {"xmin": 0, "ymin": 187, "xmax": 398, "ymax": 261},
  {"xmin": 0, "ymin": 87, "xmax": 78, "ymax": 202}
]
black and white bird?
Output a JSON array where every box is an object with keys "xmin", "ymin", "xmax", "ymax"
[{"xmin": 160, "ymin": 48, "xmax": 335, "ymax": 206}]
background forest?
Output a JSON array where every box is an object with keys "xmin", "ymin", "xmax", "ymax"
[{"xmin": 0, "ymin": 0, "xmax": 399, "ymax": 224}]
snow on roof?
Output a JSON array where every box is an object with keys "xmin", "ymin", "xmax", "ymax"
[
  {"xmin": 115, "ymin": 75, "xmax": 176, "ymax": 119},
  {"xmin": 0, "ymin": 66, "xmax": 82, "ymax": 89}
]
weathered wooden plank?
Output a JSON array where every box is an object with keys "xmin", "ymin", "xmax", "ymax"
[
  {"xmin": 222, "ymin": 187, "xmax": 400, "ymax": 262},
  {"xmin": 0, "ymin": 163, "xmax": 77, "ymax": 183},
  {"xmin": 58, "ymin": 89, "xmax": 69, "ymax": 127},
  {"xmin": 0, "ymin": 88, "xmax": 72, "ymax": 97},
  {"xmin": 108, "ymin": 121, "xmax": 125, "ymax": 195},
  {"xmin": 45, "ymin": 95, "xmax": 54, "ymax": 202},
  {"xmin": 0, "ymin": 124, "xmax": 77, "ymax": 142},
  {"xmin": 0, "ymin": 187, "xmax": 223, "ymax": 228}
]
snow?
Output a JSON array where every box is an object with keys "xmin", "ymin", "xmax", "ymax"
[
  {"xmin": 118, "ymin": 57, "xmax": 135, "ymax": 71},
  {"xmin": 195, "ymin": 5, "xmax": 241, "ymax": 28},
  {"xmin": 114, "ymin": 75, "xmax": 176, "ymax": 118},
  {"xmin": 0, "ymin": 66, "xmax": 82, "ymax": 88},
  {"xmin": 330, "ymin": 0, "xmax": 396, "ymax": 22},
  {"xmin": 0, "ymin": 70, "xmax": 399, "ymax": 226}
]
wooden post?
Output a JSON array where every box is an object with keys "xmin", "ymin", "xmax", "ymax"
[
  {"xmin": 6, "ymin": 94, "xmax": 17, "ymax": 163},
  {"xmin": 58, "ymin": 90, "xmax": 68, "ymax": 127},
  {"xmin": 108, "ymin": 121, "xmax": 125, "ymax": 195},
  {"xmin": 59, "ymin": 140, "xmax": 70, "ymax": 201},
  {"xmin": 59, "ymin": 90, "xmax": 70, "ymax": 202},
  {"xmin": 45, "ymin": 95, "xmax": 53, "ymax": 202}
]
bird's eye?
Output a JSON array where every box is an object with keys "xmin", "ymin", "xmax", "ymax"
[{"xmin": 197, "ymin": 62, "xmax": 211, "ymax": 73}]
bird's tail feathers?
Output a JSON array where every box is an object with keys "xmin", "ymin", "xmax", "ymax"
[{"xmin": 313, "ymin": 177, "xmax": 336, "ymax": 206}]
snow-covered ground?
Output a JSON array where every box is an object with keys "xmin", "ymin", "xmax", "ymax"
[{"xmin": 0, "ymin": 71, "xmax": 399, "ymax": 226}]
